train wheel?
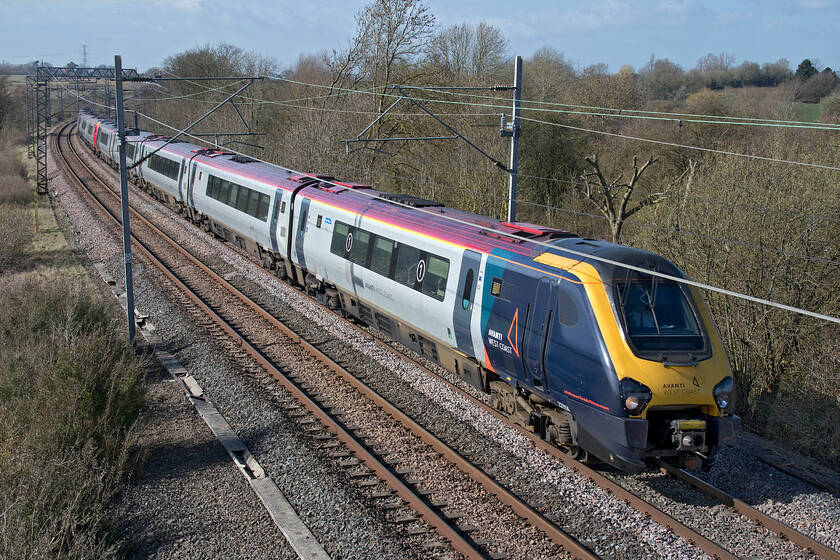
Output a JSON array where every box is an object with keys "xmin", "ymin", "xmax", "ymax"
[{"xmin": 560, "ymin": 444, "xmax": 587, "ymax": 461}]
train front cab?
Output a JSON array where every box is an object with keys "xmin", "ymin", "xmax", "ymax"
[{"xmin": 533, "ymin": 251, "xmax": 740, "ymax": 472}]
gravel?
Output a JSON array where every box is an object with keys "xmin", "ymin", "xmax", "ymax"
[{"xmin": 52, "ymin": 132, "xmax": 840, "ymax": 560}]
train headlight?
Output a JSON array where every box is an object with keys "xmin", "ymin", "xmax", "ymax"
[
  {"xmin": 620, "ymin": 378, "xmax": 652, "ymax": 415},
  {"xmin": 713, "ymin": 377, "xmax": 734, "ymax": 413}
]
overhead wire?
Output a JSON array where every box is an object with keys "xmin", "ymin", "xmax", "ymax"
[
  {"xmin": 65, "ymin": 76, "xmax": 840, "ymax": 308},
  {"xmin": 126, "ymin": 108, "xmax": 840, "ymax": 325},
  {"xmin": 313, "ymin": 146, "xmax": 840, "ymax": 267},
  {"xmin": 64, "ymin": 75, "xmax": 840, "ymax": 264},
  {"xmin": 116, "ymin": 73, "xmax": 840, "ymax": 266}
]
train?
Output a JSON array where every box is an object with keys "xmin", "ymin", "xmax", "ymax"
[{"xmin": 76, "ymin": 108, "xmax": 739, "ymax": 473}]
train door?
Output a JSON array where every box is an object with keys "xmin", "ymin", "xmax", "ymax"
[
  {"xmin": 178, "ymin": 159, "xmax": 188, "ymax": 202},
  {"xmin": 293, "ymin": 197, "xmax": 310, "ymax": 268},
  {"xmin": 187, "ymin": 161, "xmax": 198, "ymax": 207},
  {"xmin": 452, "ymin": 249, "xmax": 481, "ymax": 356},
  {"xmin": 522, "ymin": 277, "xmax": 555, "ymax": 390},
  {"xmin": 268, "ymin": 191, "xmax": 283, "ymax": 253}
]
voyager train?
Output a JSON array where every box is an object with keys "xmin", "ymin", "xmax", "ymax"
[{"xmin": 77, "ymin": 109, "xmax": 739, "ymax": 473}]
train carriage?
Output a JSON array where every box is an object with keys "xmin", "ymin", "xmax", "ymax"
[
  {"xmin": 75, "ymin": 109, "xmax": 739, "ymax": 473},
  {"xmin": 189, "ymin": 155, "xmax": 285, "ymax": 260}
]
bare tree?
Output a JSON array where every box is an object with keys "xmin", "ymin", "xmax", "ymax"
[
  {"xmin": 353, "ymin": 0, "xmax": 435, "ymax": 113},
  {"xmin": 580, "ymin": 154, "xmax": 661, "ymax": 244},
  {"xmin": 523, "ymin": 47, "xmax": 576, "ymax": 102},
  {"xmin": 695, "ymin": 52, "xmax": 736, "ymax": 73},
  {"xmin": 426, "ymin": 22, "xmax": 509, "ymax": 82}
]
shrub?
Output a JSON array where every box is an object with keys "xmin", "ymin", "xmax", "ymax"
[
  {"xmin": 1, "ymin": 129, "xmax": 27, "ymax": 146},
  {"xmin": 0, "ymin": 147, "xmax": 26, "ymax": 178},
  {"xmin": 821, "ymin": 95, "xmax": 840, "ymax": 123},
  {"xmin": 0, "ymin": 203, "xmax": 33, "ymax": 271},
  {"xmin": 0, "ymin": 273, "xmax": 146, "ymax": 559},
  {"xmin": 0, "ymin": 174, "xmax": 31, "ymax": 205}
]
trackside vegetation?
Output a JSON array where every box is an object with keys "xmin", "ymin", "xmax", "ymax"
[
  {"xmin": 134, "ymin": 5, "xmax": 840, "ymax": 469},
  {"xmin": 0, "ymin": 136, "xmax": 146, "ymax": 559}
]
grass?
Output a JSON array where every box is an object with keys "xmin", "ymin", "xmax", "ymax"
[
  {"xmin": 0, "ymin": 140, "xmax": 147, "ymax": 559},
  {"xmin": 793, "ymin": 102, "xmax": 822, "ymax": 122}
]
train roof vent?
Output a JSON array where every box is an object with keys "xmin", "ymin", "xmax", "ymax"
[
  {"xmin": 230, "ymin": 155, "xmax": 258, "ymax": 164},
  {"xmin": 193, "ymin": 148, "xmax": 233, "ymax": 158},
  {"xmin": 377, "ymin": 193, "xmax": 443, "ymax": 208},
  {"xmin": 477, "ymin": 229, "xmax": 527, "ymax": 244},
  {"xmin": 290, "ymin": 173, "xmax": 334, "ymax": 184},
  {"xmin": 502, "ymin": 221, "xmax": 575, "ymax": 240}
]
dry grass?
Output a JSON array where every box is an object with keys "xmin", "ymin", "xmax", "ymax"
[
  {"xmin": 0, "ymin": 272, "xmax": 146, "ymax": 559},
  {"xmin": 0, "ymin": 140, "xmax": 146, "ymax": 557},
  {"xmin": 0, "ymin": 174, "xmax": 31, "ymax": 205},
  {"xmin": 0, "ymin": 203, "xmax": 33, "ymax": 270},
  {"xmin": 0, "ymin": 146, "xmax": 26, "ymax": 178}
]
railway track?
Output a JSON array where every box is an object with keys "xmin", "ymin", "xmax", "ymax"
[
  {"xmin": 55, "ymin": 124, "xmax": 589, "ymax": 559},
  {"xmin": 360, "ymin": 322, "xmax": 840, "ymax": 560},
  {"xmin": 54, "ymin": 121, "xmax": 840, "ymax": 560}
]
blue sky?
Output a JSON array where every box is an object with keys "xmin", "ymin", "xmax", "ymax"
[{"xmin": 1, "ymin": 0, "xmax": 837, "ymax": 75}]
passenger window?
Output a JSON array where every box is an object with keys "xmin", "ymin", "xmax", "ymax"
[
  {"xmin": 236, "ymin": 188, "xmax": 249, "ymax": 212},
  {"xmin": 298, "ymin": 211, "xmax": 307, "ymax": 236},
  {"xmin": 349, "ymin": 229, "xmax": 370, "ymax": 265},
  {"xmin": 394, "ymin": 245, "xmax": 421, "ymax": 287},
  {"xmin": 219, "ymin": 181, "xmax": 231, "ymax": 205},
  {"xmin": 370, "ymin": 236, "xmax": 394, "ymax": 276},
  {"xmin": 461, "ymin": 269, "xmax": 474, "ymax": 310},
  {"xmin": 245, "ymin": 190, "xmax": 259, "ymax": 216},
  {"xmin": 421, "ymin": 255, "xmax": 449, "ymax": 301},
  {"xmin": 257, "ymin": 194, "xmax": 270, "ymax": 221},
  {"xmin": 226, "ymin": 183, "xmax": 236, "ymax": 206},
  {"xmin": 331, "ymin": 222, "xmax": 350, "ymax": 255}
]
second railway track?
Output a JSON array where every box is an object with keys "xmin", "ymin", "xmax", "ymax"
[{"xmin": 53, "ymin": 120, "xmax": 840, "ymax": 560}]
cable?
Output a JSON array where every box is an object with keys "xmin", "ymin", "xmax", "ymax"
[
  {"xmin": 316, "ymin": 150, "xmax": 840, "ymax": 267},
  {"xmin": 520, "ymin": 116, "xmax": 840, "ymax": 172},
  {"xmin": 119, "ymin": 71, "xmax": 840, "ymax": 174},
  {"xmin": 62, "ymin": 79, "xmax": 840, "ymax": 264},
  {"xmin": 129, "ymin": 109, "xmax": 840, "ymax": 325},
  {"xmin": 63, "ymin": 78, "xmax": 840, "ymax": 271}
]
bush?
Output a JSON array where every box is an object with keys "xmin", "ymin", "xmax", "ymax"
[
  {"xmin": 1, "ymin": 129, "xmax": 26, "ymax": 146},
  {"xmin": 0, "ymin": 174, "xmax": 31, "ymax": 205},
  {"xmin": 0, "ymin": 274, "xmax": 146, "ymax": 559},
  {"xmin": 0, "ymin": 203, "xmax": 33, "ymax": 270},
  {"xmin": 821, "ymin": 95, "xmax": 840, "ymax": 123},
  {"xmin": 0, "ymin": 143, "xmax": 27, "ymax": 178}
]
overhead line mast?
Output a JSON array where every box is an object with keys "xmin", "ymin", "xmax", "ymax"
[{"xmin": 345, "ymin": 56, "xmax": 524, "ymax": 221}]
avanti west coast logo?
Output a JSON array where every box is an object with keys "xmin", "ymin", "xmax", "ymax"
[{"xmin": 662, "ymin": 377, "xmax": 701, "ymax": 395}]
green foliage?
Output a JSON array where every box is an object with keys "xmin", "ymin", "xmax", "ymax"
[
  {"xmin": 795, "ymin": 59, "xmax": 818, "ymax": 81},
  {"xmin": 794, "ymin": 102, "xmax": 822, "ymax": 122},
  {"xmin": 0, "ymin": 274, "xmax": 146, "ymax": 559}
]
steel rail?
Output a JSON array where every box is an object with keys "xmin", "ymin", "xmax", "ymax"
[
  {"xmin": 656, "ymin": 458, "xmax": 840, "ymax": 560},
  {"xmin": 55, "ymin": 122, "xmax": 581, "ymax": 560},
  {"xmin": 63, "ymin": 118, "xmax": 734, "ymax": 560},
  {"xmin": 61, "ymin": 116, "xmax": 839, "ymax": 560},
  {"xmin": 355, "ymin": 330, "xmax": 740, "ymax": 560}
]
